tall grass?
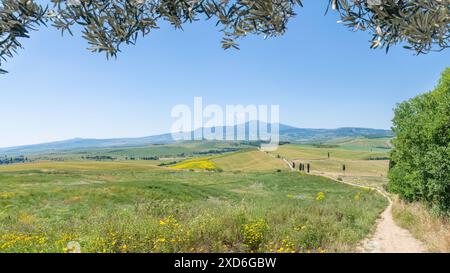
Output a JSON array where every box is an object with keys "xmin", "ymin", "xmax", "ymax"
[
  {"xmin": 392, "ymin": 197, "xmax": 450, "ymax": 253},
  {"xmin": 0, "ymin": 163, "xmax": 387, "ymax": 253}
]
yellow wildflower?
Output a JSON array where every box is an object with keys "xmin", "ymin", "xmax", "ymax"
[{"xmin": 316, "ymin": 192, "xmax": 325, "ymax": 201}]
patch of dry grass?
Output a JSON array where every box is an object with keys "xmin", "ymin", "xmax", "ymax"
[
  {"xmin": 212, "ymin": 151, "xmax": 289, "ymax": 172},
  {"xmin": 392, "ymin": 197, "xmax": 450, "ymax": 253}
]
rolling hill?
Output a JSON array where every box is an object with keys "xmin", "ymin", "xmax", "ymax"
[{"xmin": 0, "ymin": 122, "xmax": 393, "ymax": 155}]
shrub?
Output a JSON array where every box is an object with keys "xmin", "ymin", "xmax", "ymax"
[
  {"xmin": 316, "ymin": 192, "xmax": 325, "ymax": 202},
  {"xmin": 295, "ymin": 223, "xmax": 328, "ymax": 251},
  {"xmin": 388, "ymin": 68, "xmax": 450, "ymax": 214},
  {"xmin": 241, "ymin": 219, "xmax": 269, "ymax": 251}
]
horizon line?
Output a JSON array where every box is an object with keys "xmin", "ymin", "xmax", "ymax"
[{"xmin": 0, "ymin": 122, "xmax": 393, "ymax": 150}]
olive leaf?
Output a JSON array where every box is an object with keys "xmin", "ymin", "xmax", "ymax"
[{"xmin": 1, "ymin": 0, "xmax": 448, "ymax": 74}]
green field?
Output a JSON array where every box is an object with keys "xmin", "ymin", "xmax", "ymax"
[
  {"xmin": 0, "ymin": 155, "xmax": 387, "ymax": 253},
  {"xmin": 212, "ymin": 150, "xmax": 289, "ymax": 172},
  {"xmin": 168, "ymin": 150, "xmax": 289, "ymax": 172},
  {"xmin": 23, "ymin": 141, "xmax": 251, "ymax": 161},
  {"xmin": 325, "ymin": 137, "xmax": 392, "ymax": 152},
  {"xmin": 274, "ymin": 144, "xmax": 389, "ymax": 160},
  {"xmin": 271, "ymin": 144, "xmax": 390, "ymax": 188}
]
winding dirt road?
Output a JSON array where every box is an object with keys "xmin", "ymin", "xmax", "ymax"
[
  {"xmin": 313, "ymin": 173, "xmax": 425, "ymax": 253},
  {"xmin": 273, "ymin": 153, "xmax": 426, "ymax": 253},
  {"xmin": 359, "ymin": 201, "xmax": 425, "ymax": 253},
  {"xmin": 312, "ymin": 172, "xmax": 425, "ymax": 253}
]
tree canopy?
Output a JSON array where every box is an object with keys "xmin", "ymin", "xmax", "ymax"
[
  {"xmin": 389, "ymin": 68, "xmax": 450, "ymax": 215},
  {"xmin": 1, "ymin": 0, "xmax": 449, "ymax": 73}
]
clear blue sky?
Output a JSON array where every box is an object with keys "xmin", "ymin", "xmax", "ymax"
[{"xmin": 0, "ymin": 1, "xmax": 448, "ymax": 148}]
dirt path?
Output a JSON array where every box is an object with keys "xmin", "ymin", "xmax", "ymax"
[
  {"xmin": 313, "ymin": 172, "xmax": 425, "ymax": 253},
  {"xmin": 274, "ymin": 154, "xmax": 426, "ymax": 253},
  {"xmin": 282, "ymin": 158, "xmax": 295, "ymax": 171},
  {"xmin": 359, "ymin": 201, "xmax": 425, "ymax": 253}
]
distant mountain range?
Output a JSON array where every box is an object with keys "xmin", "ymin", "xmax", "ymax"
[{"xmin": 0, "ymin": 122, "xmax": 393, "ymax": 155}]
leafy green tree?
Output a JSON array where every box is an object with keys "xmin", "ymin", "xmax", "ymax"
[
  {"xmin": 388, "ymin": 68, "xmax": 450, "ymax": 215},
  {"xmin": 1, "ymin": 0, "xmax": 449, "ymax": 73}
]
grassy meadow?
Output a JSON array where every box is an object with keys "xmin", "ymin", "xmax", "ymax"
[
  {"xmin": 0, "ymin": 143, "xmax": 389, "ymax": 253},
  {"xmin": 22, "ymin": 141, "xmax": 250, "ymax": 161},
  {"xmin": 271, "ymin": 143, "xmax": 390, "ymax": 188},
  {"xmin": 325, "ymin": 137, "xmax": 392, "ymax": 152},
  {"xmin": 169, "ymin": 150, "xmax": 289, "ymax": 172},
  {"xmin": 267, "ymin": 142, "xmax": 450, "ymax": 253}
]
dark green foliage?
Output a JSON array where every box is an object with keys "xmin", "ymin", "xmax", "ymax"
[
  {"xmin": 0, "ymin": 155, "xmax": 27, "ymax": 164},
  {"xmin": 140, "ymin": 156, "xmax": 159, "ymax": 160},
  {"xmin": 1, "ymin": 0, "xmax": 448, "ymax": 73},
  {"xmin": 85, "ymin": 155, "xmax": 116, "ymax": 161},
  {"xmin": 0, "ymin": 0, "xmax": 47, "ymax": 73},
  {"xmin": 388, "ymin": 68, "xmax": 450, "ymax": 215},
  {"xmin": 334, "ymin": 0, "xmax": 449, "ymax": 54},
  {"xmin": 158, "ymin": 160, "xmax": 179, "ymax": 167},
  {"xmin": 193, "ymin": 148, "xmax": 240, "ymax": 155}
]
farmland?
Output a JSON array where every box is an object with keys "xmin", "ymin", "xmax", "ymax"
[
  {"xmin": 0, "ymin": 141, "xmax": 389, "ymax": 253},
  {"xmin": 271, "ymin": 144, "xmax": 390, "ymax": 188},
  {"xmin": 169, "ymin": 150, "xmax": 289, "ymax": 172}
]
